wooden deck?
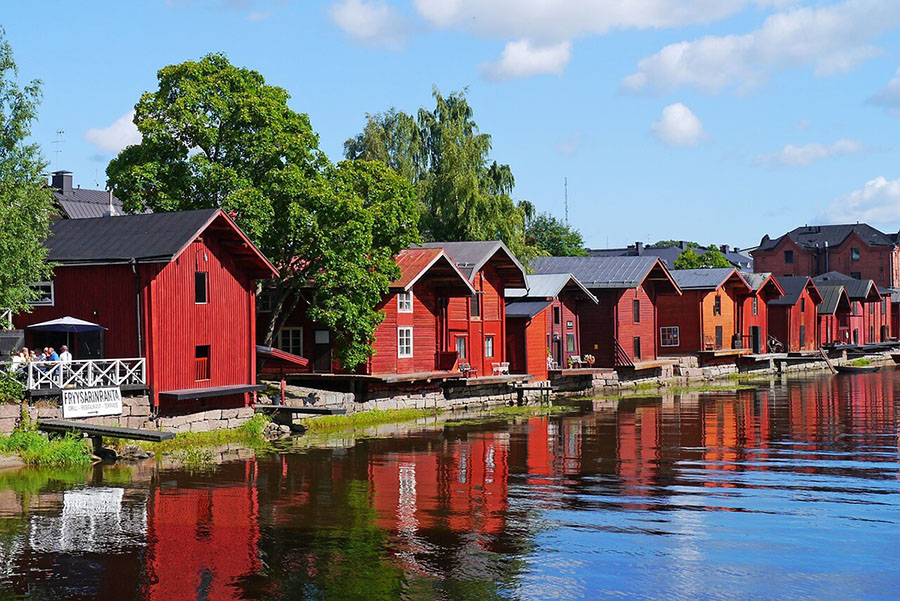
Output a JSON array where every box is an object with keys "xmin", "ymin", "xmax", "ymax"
[
  {"xmin": 697, "ymin": 348, "xmax": 752, "ymax": 358},
  {"xmin": 548, "ymin": 367, "xmax": 614, "ymax": 377},
  {"xmin": 449, "ymin": 374, "xmax": 533, "ymax": 387},
  {"xmin": 618, "ymin": 359, "xmax": 678, "ymax": 371}
]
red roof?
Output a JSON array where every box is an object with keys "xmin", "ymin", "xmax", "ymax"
[{"xmin": 390, "ymin": 248, "xmax": 476, "ymax": 294}]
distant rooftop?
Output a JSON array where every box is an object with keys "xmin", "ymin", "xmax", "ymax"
[
  {"xmin": 756, "ymin": 223, "xmax": 898, "ymax": 253},
  {"xmin": 48, "ymin": 170, "xmax": 124, "ymax": 219},
  {"xmin": 587, "ymin": 241, "xmax": 753, "ymax": 270}
]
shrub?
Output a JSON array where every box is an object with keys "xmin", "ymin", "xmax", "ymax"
[{"xmin": 0, "ymin": 372, "xmax": 24, "ymax": 404}]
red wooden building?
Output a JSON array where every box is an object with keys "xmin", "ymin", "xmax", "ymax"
[
  {"xmin": 15, "ymin": 209, "xmax": 275, "ymax": 414},
  {"xmin": 267, "ymin": 247, "xmax": 475, "ymax": 376},
  {"xmin": 738, "ymin": 272, "xmax": 785, "ymax": 354},
  {"xmin": 813, "ymin": 272, "xmax": 889, "ymax": 344},
  {"xmin": 505, "ymin": 273, "xmax": 599, "ymax": 380},
  {"xmin": 768, "ymin": 276, "xmax": 823, "ymax": 351},
  {"xmin": 817, "ymin": 285, "xmax": 852, "ymax": 345},
  {"xmin": 420, "ymin": 241, "xmax": 528, "ymax": 377},
  {"xmin": 656, "ymin": 268, "xmax": 752, "ymax": 355},
  {"xmin": 531, "ymin": 256, "xmax": 681, "ymax": 367}
]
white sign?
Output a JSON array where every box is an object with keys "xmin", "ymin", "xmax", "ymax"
[{"xmin": 61, "ymin": 387, "xmax": 123, "ymax": 418}]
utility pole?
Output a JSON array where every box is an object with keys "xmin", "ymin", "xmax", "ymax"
[{"xmin": 52, "ymin": 129, "xmax": 65, "ymax": 170}]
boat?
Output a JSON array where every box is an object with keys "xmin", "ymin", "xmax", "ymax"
[
  {"xmin": 835, "ymin": 364, "xmax": 881, "ymax": 374},
  {"xmin": 891, "ymin": 353, "xmax": 900, "ymax": 364}
]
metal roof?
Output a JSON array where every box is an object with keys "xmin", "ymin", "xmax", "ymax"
[
  {"xmin": 817, "ymin": 285, "xmax": 851, "ymax": 315},
  {"xmin": 505, "ymin": 299, "xmax": 553, "ymax": 319},
  {"xmin": 420, "ymin": 240, "xmax": 527, "ymax": 286},
  {"xmin": 812, "ymin": 272, "xmax": 880, "ymax": 300},
  {"xmin": 53, "ymin": 188, "xmax": 125, "ymax": 219},
  {"xmin": 757, "ymin": 223, "xmax": 897, "ymax": 252},
  {"xmin": 770, "ymin": 276, "xmax": 822, "ymax": 306},
  {"xmin": 506, "ymin": 273, "xmax": 598, "ymax": 303},
  {"xmin": 531, "ymin": 255, "xmax": 673, "ymax": 290},
  {"xmin": 588, "ymin": 244, "xmax": 753, "ymax": 270},
  {"xmin": 670, "ymin": 268, "xmax": 743, "ymax": 290}
]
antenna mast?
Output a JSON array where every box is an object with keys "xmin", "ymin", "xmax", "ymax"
[
  {"xmin": 564, "ymin": 177, "xmax": 569, "ymax": 227},
  {"xmin": 52, "ymin": 129, "xmax": 65, "ymax": 170}
]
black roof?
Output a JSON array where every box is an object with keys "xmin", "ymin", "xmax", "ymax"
[
  {"xmin": 812, "ymin": 272, "xmax": 880, "ymax": 300},
  {"xmin": 47, "ymin": 209, "xmax": 220, "ymax": 264},
  {"xmin": 505, "ymin": 299, "xmax": 553, "ymax": 319},
  {"xmin": 817, "ymin": 285, "xmax": 850, "ymax": 315},
  {"xmin": 757, "ymin": 224, "xmax": 898, "ymax": 252},
  {"xmin": 770, "ymin": 276, "xmax": 818, "ymax": 305}
]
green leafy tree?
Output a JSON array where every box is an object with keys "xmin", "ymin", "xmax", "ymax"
[
  {"xmin": 525, "ymin": 212, "xmax": 586, "ymax": 256},
  {"xmin": 698, "ymin": 245, "xmax": 731, "ymax": 268},
  {"xmin": 107, "ymin": 54, "xmax": 419, "ymax": 367},
  {"xmin": 673, "ymin": 246, "xmax": 732, "ymax": 269},
  {"xmin": 673, "ymin": 247, "xmax": 701, "ymax": 269},
  {"xmin": 0, "ymin": 28, "xmax": 54, "ymax": 314},
  {"xmin": 654, "ymin": 240, "xmax": 700, "ymax": 249},
  {"xmin": 346, "ymin": 87, "xmax": 535, "ymax": 260}
]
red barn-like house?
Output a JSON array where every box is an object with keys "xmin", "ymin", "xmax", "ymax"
[
  {"xmin": 15, "ymin": 209, "xmax": 275, "ymax": 414},
  {"xmin": 738, "ymin": 272, "xmax": 784, "ymax": 354},
  {"xmin": 420, "ymin": 241, "xmax": 528, "ymax": 377},
  {"xmin": 269, "ymin": 247, "xmax": 475, "ymax": 376},
  {"xmin": 657, "ymin": 268, "xmax": 752, "ymax": 355},
  {"xmin": 813, "ymin": 272, "xmax": 890, "ymax": 344},
  {"xmin": 531, "ymin": 256, "xmax": 681, "ymax": 366},
  {"xmin": 505, "ymin": 273, "xmax": 599, "ymax": 380},
  {"xmin": 817, "ymin": 285, "xmax": 852, "ymax": 345},
  {"xmin": 768, "ymin": 276, "xmax": 823, "ymax": 351}
]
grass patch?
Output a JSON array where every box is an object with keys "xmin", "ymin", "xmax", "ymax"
[
  {"xmin": 173, "ymin": 447, "xmax": 215, "ymax": 471},
  {"xmin": 849, "ymin": 358, "xmax": 873, "ymax": 367},
  {"xmin": 124, "ymin": 414, "xmax": 273, "ymax": 455},
  {"xmin": 481, "ymin": 404, "xmax": 578, "ymax": 417},
  {"xmin": 0, "ymin": 427, "xmax": 92, "ymax": 468},
  {"xmin": 300, "ymin": 408, "xmax": 437, "ymax": 433}
]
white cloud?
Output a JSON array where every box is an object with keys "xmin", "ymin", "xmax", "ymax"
[
  {"xmin": 623, "ymin": 0, "xmax": 900, "ymax": 94},
  {"xmin": 868, "ymin": 67, "xmax": 900, "ymax": 114},
  {"xmin": 651, "ymin": 103, "xmax": 706, "ymax": 147},
  {"xmin": 84, "ymin": 111, "xmax": 141, "ymax": 154},
  {"xmin": 757, "ymin": 139, "xmax": 864, "ymax": 167},
  {"xmin": 245, "ymin": 10, "xmax": 270, "ymax": 21},
  {"xmin": 329, "ymin": 0, "xmax": 408, "ymax": 49},
  {"xmin": 481, "ymin": 40, "xmax": 571, "ymax": 81},
  {"xmin": 820, "ymin": 176, "xmax": 900, "ymax": 225},
  {"xmin": 555, "ymin": 130, "xmax": 585, "ymax": 156}
]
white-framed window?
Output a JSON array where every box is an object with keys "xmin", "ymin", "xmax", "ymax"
[
  {"xmin": 660, "ymin": 326, "xmax": 680, "ymax": 347},
  {"xmin": 485, "ymin": 336, "xmax": 494, "ymax": 358},
  {"xmin": 398, "ymin": 327, "xmax": 413, "ymax": 358},
  {"xmin": 278, "ymin": 327, "xmax": 303, "ymax": 356},
  {"xmin": 29, "ymin": 281, "xmax": 54, "ymax": 306},
  {"xmin": 398, "ymin": 290, "xmax": 413, "ymax": 313},
  {"xmin": 455, "ymin": 336, "xmax": 467, "ymax": 359}
]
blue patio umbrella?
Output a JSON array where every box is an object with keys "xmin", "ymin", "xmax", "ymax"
[{"xmin": 26, "ymin": 317, "xmax": 106, "ymax": 356}]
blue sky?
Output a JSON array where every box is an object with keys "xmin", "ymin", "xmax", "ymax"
[{"xmin": 6, "ymin": 0, "xmax": 900, "ymax": 250}]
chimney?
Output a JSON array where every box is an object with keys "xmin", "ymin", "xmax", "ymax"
[
  {"xmin": 680, "ymin": 240, "xmax": 688, "ymax": 250},
  {"xmin": 50, "ymin": 170, "xmax": 73, "ymax": 194},
  {"xmin": 824, "ymin": 240, "xmax": 829, "ymax": 273},
  {"xmin": 720, "ymin": 244, "xmax": 730, "ymax": 253},
  {"xmin": 103, "ymin": 189, "xmax": 115, "ymax": 217},
  {"xmin": 635, "ymin": 241, "xmax": 643, "ymax": 256}
]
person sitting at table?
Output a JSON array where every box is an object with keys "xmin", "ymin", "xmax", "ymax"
[
  {"xmin": 59, "ymin": 345, "xmax": 72, "ymax": 362},
  {"xmin": 47, "ymin": 347, "xmax": 59, "ymax": 362}
]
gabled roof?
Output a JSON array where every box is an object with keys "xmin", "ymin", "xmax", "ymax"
[
  {"xmin": 389, "ymin": 248, "xmax": 476, "ymax": 295},
  {"xmin": 756, "ymin": 223, "xmax": 897, "ymax": 252},
  {"xmin": 670, "ymin": 268, "xmax": 750, "ymax": 292},
  {"xmin": 47, "ymin": 209, "xmax": 276, "ymax": 278},
  {"xmin": 812, "ymin": 272, "xmax": 881, "ymax": 301},
  {"xmin": 740, "ymin": 271, "xmax": 785, "ymax": 298},
  {"xmin": 530, "ymin": 256, "xmax": 681, "ymax": 293},
  {"xmin": 506, "ymin": 273, "xmax": 598, "ymax": 303},
  {"xmin": 770, "ymin": 276, "xmax": 823, "ymax": 306},
  {"xmin": 420, "ymin": 240, "xmax": 527, "ymax": 287},
  {"xmin": 817, "ymin": 285, "xmax": 852, "ymax": 316},
  {"xmin": 53, "ymin": 187, "xmax": 125, "ymax": 220},
  {"xmin": 505, "ymin": 299, "xmax": 554, "ymax": 319}
]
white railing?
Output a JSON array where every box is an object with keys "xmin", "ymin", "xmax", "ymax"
[
  {"xmin": 3, "ymin": 358, "xmax": 146, "ymax": 391},
  {"xmin": 0, "ymin": 310, "xmax": 11, "ymax": 331}
]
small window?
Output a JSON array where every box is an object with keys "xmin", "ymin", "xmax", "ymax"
[
  {"xmin": 314, "ymin": 330, "xmax": 330, "ymax": 344},
  {"xmin": 257, "ymin": 289, "xmax": 276, "ymax": 313},
  {"xmin": 784, "ymin": 250, "xmax": 794, "ymax": 264},
  {"xmin": 713, "ymin": 295, "xmax": 722, "ymax": 316},
  {"xmin": 553, "ymin": 306, "xmax": 561, "ymax": 325},
  {"xmin": 660, "ymin": 326, "xmax": 680, "ymax": 347},
  {"xmin": 633, "ymin": 299, "xmax": 641, "ymax": 323},
  {"xmin": 800, "ymin": 325, "xmax": 806, "ymax": 348},
  {"xmin": 801, "ymin": 297, "xmax": 806, "ymax": 313},
  {"xmin": 566, "ymin": 320, "xmax": 574, "ymax": 330},
  {"xmin": 195, "ymin": 272, "xmax": 208, "ymax": 304},
  {"xmin": 633, "ymin": 337, "xmax": 642, "ymax": 360},
  {"xmin": 752, "ymin": 296, "xmax": 758, "ymax": 316},
  {"xmin": 455, "ymin": 336, "xmax": 467, "ymax": 359},
  {"xmin": 28, "ymin": 281, "xmax": 54, "ymax": 306},
  {"xmin": 485, "ymin": 336, "xmax": 494, "ymax": 358},
  {"xmin": 470, "ymin": 292, "xmax": 481, "ymax": 319},
  {"xmin": 398, "ymin": 327, "xmax": 413, "ymax": 358},
  {"xmin": 715, "ymin": 326, "xmax": 723, "ymax": 348},
  {"xmin": 851, "ymin": 272, "xmax": 861, "ymax": 280},
  {"xmin": 566, "ymin": 333, "xmax": 576, "ymax": 353},
  {"xmin": 195, "ymin": 345, "xmax": 210, "ymax": 381},
  {"xmin": 397, "ymin": 291, "xmax": 413, "ymax": 313},
  {"xmin": 851, "ymin": 248, "xmax": 860, "ymax": 261},
  {"xmin": 277, "ymin": 327, "xmax": 303, "ymax": 356}
]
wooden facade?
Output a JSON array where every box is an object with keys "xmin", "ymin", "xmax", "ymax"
[
  {"xmin": 657, "ymin": 269, "xmax": 752, "ymax": 354},
  {"xmin": 15, "ymin": 209, "xmax": 275, "ymax": 414},
  {"xmin": 817, "ymin": 285, "xmax": 852, "ymax": 346},
  {"xmin": 768, "ymin": 276, "xmax": 823, "ymax": 352},
  {"xmin": 813, "ymin": 272, "xmax": 890, "ymax": 345},
  {"xmin": 738, "ymin": 272, "xmax": 784, "ymax": 354},
  {"xmin": 506, "ymin": 274, "xmax": 599, "ymax": 380}
]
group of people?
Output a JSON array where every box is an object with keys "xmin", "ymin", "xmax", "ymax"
[{"xmin": 10, "ymin": 346, "xmax": 72, "ymax": 364}]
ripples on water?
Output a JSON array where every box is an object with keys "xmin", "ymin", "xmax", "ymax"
[{"xmin": 0, "ymin": 372, "xmax": 897, "ymax": 600}]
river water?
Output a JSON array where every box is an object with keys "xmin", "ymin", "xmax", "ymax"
[{"xmin": 0, "ymin": 372, "xmax": 897, "ymax": 600}]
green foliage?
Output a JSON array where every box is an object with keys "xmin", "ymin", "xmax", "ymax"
[
  {"xmin": 0, "ymin": 28, "xmax": 55, "ymax": 314},
  {"xmin": 140, "ymin": 413, "xmax": 272, "ymax": 455},
  {"xmin": 345, "ymin": 87, "xmax": 537, "ymax": 261},
  {"xmin": 849, "ymin": 358, "xmax": 872, "ymax": 366},
  {"xmin": 655, "ymin": 240, "xmax": 700, "ymax": 248},
  {"xmin": 0, "ymin": 423, "xmax": 92, "ymax": 468},
  {"xmin": 674, "ymin": 245, "xmax": 732, "ymax": 269},
  {"xmin": 525, "ymin": 212, "xmax": 586, "ymax": 256},
  {"xmin": 0, "ymin": 372, "xmax": 24, "ymax": 403},
  {"xmin": 300, "ymin": 408, "xmax": 435, "ymax": 433},
  {"xmin": 106, "ymin": 54, "xmax": 420, "ymax": 367}
]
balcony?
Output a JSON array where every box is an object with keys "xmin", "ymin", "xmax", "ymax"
[{"xmin": 4, "ymin": 358, "xmax": 147, "ymax": 395}]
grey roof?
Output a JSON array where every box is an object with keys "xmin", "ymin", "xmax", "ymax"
[
  {"xmin": 670, "ymin": 268, "xmax": 744, "ymax": 290},
  {"xmin": 420, "ymin": 240, "xmax": 527, "ymax": 285},
  {"xmin": 531, "ymin": 255, "xmax": 673, "ymax": 290},
  {"xmin": 817, "ymin": 285, "xmax": 850, "ymax": 315},
  {"xmin": 741, "ymin": 271, "xmax": 772, "ymax": 292},
  {"xmin": 770, "ymin": 276, "xmax": 817, "ymax": 305},
  {"xmin": 47, "ymin": 209, "xmax": 220, "ymax": 263},
  {"xmin": 757, "ymin": 223, "xmax": 897, "ymax": 252},
  {"xmin": 812, "ymin": 271, "xmax": 879, "ymax": 300},
  {"xmin": 588, "ymin": 244, "xmax": 753, "ymax": 270},
  {"xmin": 53, "ymin": 187, "xmax": 125, "ymax": 219},
  {"xmin": 884, "ymin": 287, "xmax": 900, "ymax": 303},
  {"xmin": 505, "ymin": 299, "xmax": 553, "ymax": 319},
  {"xmin": 506, "ymin": 273, "xmax": 598, "ymax": 303}
]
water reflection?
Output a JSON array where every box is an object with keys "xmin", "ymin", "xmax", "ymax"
[{"xmin": 0, "ymin": 372, "xmax": 897, "ymax": 599}]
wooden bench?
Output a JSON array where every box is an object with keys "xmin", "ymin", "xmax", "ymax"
[
  {"xmin": 38, "ymin": 419, "xmax": 174, "ymax": 455},
  {"xmin": 254, "ymin": 404, "xmax": 347, "ymax": 432}
]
